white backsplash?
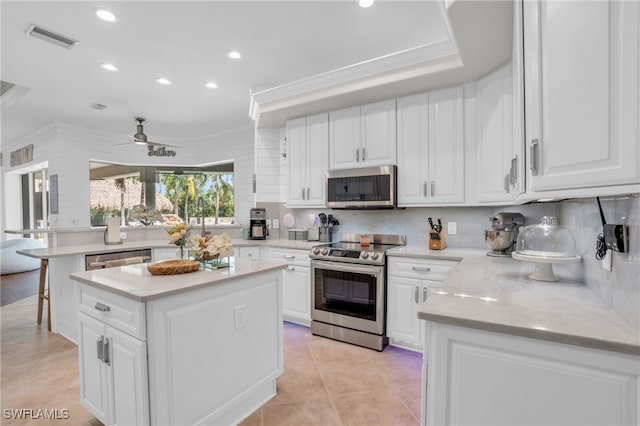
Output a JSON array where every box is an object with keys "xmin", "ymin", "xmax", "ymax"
[{"xmin": 559, "ymin": 194, "xmax": 640, "ymax": 330}]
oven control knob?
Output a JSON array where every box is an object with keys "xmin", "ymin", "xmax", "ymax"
[
  {"xmin": 371, "ymin": 252, "xmax": 380, "ymax": 261},
  {"xmin": 360, "ymin": 251, "xmax": 369, "ymax": 259},
  {"xmin": 312, "ymin": 248, "xmax": 321, "ymax": 255},
  {"xmin": 321, "ymin": 248, "xmax": 330, "ymax": 256}
]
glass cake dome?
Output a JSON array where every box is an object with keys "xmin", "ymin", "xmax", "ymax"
[{"xmin": 515, "ymin": 216, "xmax": 577, "ymax": 258}]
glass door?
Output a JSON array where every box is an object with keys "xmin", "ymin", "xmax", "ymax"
[{"xmin": 21, "ymin": 169, "xmax": 49, "ymax": 242}]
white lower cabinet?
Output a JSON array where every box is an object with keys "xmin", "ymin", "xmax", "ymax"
[
  {"xmin": 78, "ymin": 312, "xmax": 149, "ymax": 426},
  {"xmin": 270, "ymin": 248, "xmax": 311, "ymax": 326},
  {"xmin": 237, "ymin": 246, "xmax": 262, "ymax": 259},
  {"xmin": 423, "ymin": 322, "xmax": 640, "ymax": 426},
  {"xmin": 387, "ymin": 257, "xmax": 458, "ymax": 351}
]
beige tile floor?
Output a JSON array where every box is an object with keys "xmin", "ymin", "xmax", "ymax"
[{"xmin": 1, "ymin": 295, "xmax": 422, "ymax": 425}]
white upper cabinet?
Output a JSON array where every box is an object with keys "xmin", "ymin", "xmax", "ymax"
[
  {"xmin": 475, "ymin": 64, "xmax": 522, "ymax": 202},
  {"xmin": 329, "ymin": 100, "xmax": 396, "ymax": 170},
  {"xmin": 397, "ymin": 87, "xmax": 465, "ymax": 206},
  {"xmin": 286, "ymin": 113, "xmax": 329, "ymax": 207},
  {"xmin": 523, "ymin": 0, "xmax": 640, "ymax": 192}
]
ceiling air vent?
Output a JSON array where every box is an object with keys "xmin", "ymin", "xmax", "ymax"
[
  {"xmin": 89, "ymin": 103, "xmax": 108, "ymax": 111},
  {"xmin": 26, "ymin": 24, "xmax": 79, "ymax": 49}
]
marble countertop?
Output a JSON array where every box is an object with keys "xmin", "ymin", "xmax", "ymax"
[
  {"xmin": 395, "ymin": 247, "xmax": 640, "ymax": 356},
  {"xmin": 17, "ymin": 238, "xmax": 323, "ymax": 259},
  {"xmin": 70, "ymin": 258, "xmax": 287, "ymax": 302}
]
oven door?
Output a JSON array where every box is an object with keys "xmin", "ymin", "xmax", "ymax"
[{"xmin": 311, "ymin": 259, "xmax": 385, "ymax": 335}]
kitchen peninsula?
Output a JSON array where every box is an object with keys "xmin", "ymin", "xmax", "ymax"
[{"xmin": 69, "ymin": 258, "xmax": 287, "ymax": 426}]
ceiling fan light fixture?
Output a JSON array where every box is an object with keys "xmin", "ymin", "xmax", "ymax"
[
  {"xmin": 359, "ymin": 0, "xmax": 374, "ymax": 7},
  {"xmin": 205, "ymin": 82, "xmax": 218, "ymax": 89},
  {"xmin": 100, "ymin": 63, "xmax": 119, "ymax": 72},
  {"xmin": 95, "ymin": 9, "xmax": 118, "ymax": 23},
  {"xmin": 155, "ymin": 77, "xmax": 172, "ymax": 85},
  {"xmin": 226, "ymin": 50, "xmax": 242, "ymax": 60}
]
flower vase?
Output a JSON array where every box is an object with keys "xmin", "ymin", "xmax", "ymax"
[{"xmin": 178, "ymin": 245, "xmax": 185, "ymax": 260}]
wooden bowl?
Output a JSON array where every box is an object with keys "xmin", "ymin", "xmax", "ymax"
[{"xmin": 147, "ymin": 259, "xmax": 200, "ymax": 275}]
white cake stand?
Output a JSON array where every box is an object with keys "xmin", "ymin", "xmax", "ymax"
[{"xmin": 512, "ymin": 252, "xmax": 582, "ymax": 282}]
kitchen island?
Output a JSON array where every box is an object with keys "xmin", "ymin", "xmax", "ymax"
[
  {"xmin": 397, "ymin": 248, "xmax": 640, "ymax": 426},
  {"xmin": 69, "ymin": 258, "xmax": 287, "ymax": 426}
]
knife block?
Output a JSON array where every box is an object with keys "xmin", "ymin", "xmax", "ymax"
[{"xmin": 428, "ymin": 230, "xmax": 446, "ymax": 250}]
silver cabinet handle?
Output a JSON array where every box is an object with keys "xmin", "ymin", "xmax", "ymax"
[
  {"xmin": 510, "ymin": 156, "xmax": 518, "ymax": 185},
  {"xmin": 423, "ymin": 287, "xmax": 428, "ymax": 302},
  {"xmin": 530, "ymin": 139, "xmax": 539, "ymax": 176},
  {"xmin": 95, "ymin": 302, "xmax": 110, "ymax": 312},
  {"xmin": 414, "ymin": 286, "xmax": 420, "ymax": 303},
  {"xmin": 504, "ymin": 173, "xmax": 510, "ymax": 193},
  {"xmin": 102, "ymin": 338, "xmax": 110, "ymax": 366},
  {"xmin": 301, "ymin": 188, "xmax": 305, "ymax": 200},
  {"xmin": 252, "ymin": 174, "xmax": 257, "ymax": 194},
  {"xmin": 97, "ymin": 336, "xmax": 105, "ymax": 362},
  {"xmin": 306, "ymin": 187, "xmax": 310, "ymax": 200},
  {"xmin": 362, "ymin": 148, "xmax": 366, "ymax": 161},
  {"xmin": 283, "ymin": 255, "xmax": 295, "ymax": 259},
  {"xmin": 423, "ymin": 182, "xmax": 427, "ymax": 197},
  {"xmin": 356, "ymin": 148, "xmax": 360, "ymax": 162},
  {"xmin": 412, "ymin": 266, "xmax": 431, "ymax": 272},
  {"xmin": 430, "ymin": 181, "xmax": 435, "ymax": 197},
  {"xmin": 286, "ymin": 266, "xmax": 296, "ymax": 271},
  {"xmin": 246, "ymin": 252, "xmax": 253, "ymax": 257}
]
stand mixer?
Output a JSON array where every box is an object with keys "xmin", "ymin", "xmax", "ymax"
[{"xmin": 484, "ymin": 212, "xmax": 525, "ymax": 257}]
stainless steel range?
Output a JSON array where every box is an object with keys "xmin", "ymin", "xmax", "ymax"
[{"xmin": 309, "ymin": 233, "xmax": 406, "ymax": 351}]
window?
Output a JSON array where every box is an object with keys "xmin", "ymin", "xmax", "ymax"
[{"xmin": 89, "ymin": 162, "xmax": 234, "ymax": 227}]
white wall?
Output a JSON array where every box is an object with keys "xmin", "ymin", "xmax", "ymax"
[
  {"xmin": 254, "ymin": 129, "xmax": 281, "ymax": 203},
  {"xmin": 1, "ymin": 123, "xmax": 255, "ymax": 230}
]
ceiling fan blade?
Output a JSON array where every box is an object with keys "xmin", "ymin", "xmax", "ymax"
[
  {"xmin": 147, "ymin": 140, "xmax": 181, "ymax": 148},
  {"xmin": 120, "ymin": 132, "xmax": 136, "ymax": 140},
  {"xmin": 112, "ymin": 141, "xmax": 135, "ymax": 147}
]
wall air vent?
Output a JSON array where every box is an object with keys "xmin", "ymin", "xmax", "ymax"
[
  {"xmin": 26, "ymin": 24, "xmax": 79, "ymax": 49},
  {"xmin": 89, "ymin": 103, "xmax": 108, "ymax": 110}
]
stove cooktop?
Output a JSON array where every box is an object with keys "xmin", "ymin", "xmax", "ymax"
[{"xmin": 309, "ymin": 233, "xmax": 406, "ymax": 265}]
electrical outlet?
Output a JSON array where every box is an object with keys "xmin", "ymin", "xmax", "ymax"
[
  {"xmin": 234, "ymin": 305, "xmax": 246, "ymax": 329},
  {"xmin": 448, "ymin": 222, "xmax": 457, "ymax": 235},
  {"xmin": 272, "ymin": 219, "xmax": 279, "ymax": 229},
  {"xmin": 265, "ymin": 219, "xmax": 272, "ymax": 228},
  {"xmin": 601, "ymin": 250, "xmax": 612, "ymax": 272}
]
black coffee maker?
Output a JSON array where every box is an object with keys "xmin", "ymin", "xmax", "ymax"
[{"xmin": 250, "ymin": 208, "xmax": 269, "ymax": 240}]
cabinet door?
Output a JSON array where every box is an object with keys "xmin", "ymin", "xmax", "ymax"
[
  {"xmin": 306, "ymin": 113, "xmax": 329, "ymax": 206},
  {"xmin": 286, "ymin": 117, "xmax": 307, "ymax": 206},
  {"xmin": 329, "ymin": 106, "xmax": 361, "ymax": 170},
  {"xmin": 397, "ymin": 93, "xmax": 430, "ymax": 206},
  {"xmin": 387, "ymin": 276, "xmax": 422, "ymax": 346},
  {"xmin": 428, "ymin": 87, "xmax": 465, "ymax": 203},
  {"xmin": 282, "ymin": 265, "xmax": 311, "ymax": 325},
  {"xmin": 476, "ymin": 65, "xmax": 514, "ymax": 203},
  {"xmin": 524, "ymin": 0, "xmax": 640, "ymax": 191},
  {"xmin": 360, "ymin": 99, "xmax": 397, "ymax": 167},
  {"xmin": 108, "ymin": 325, "xmax": 149, "ymax": 426},
  {"xmin": 78, "ymin": 313, "xmax": 110, "ymax": 424}
]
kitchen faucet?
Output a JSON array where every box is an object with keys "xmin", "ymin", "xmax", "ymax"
[{"xmin": 196, "ymin": 196, "xmax": 206, "ymax": 237}]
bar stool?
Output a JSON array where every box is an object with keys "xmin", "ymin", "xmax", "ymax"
[{"xmin": 36, "ymin": 259, "xmax": 51, "ymax": 331}]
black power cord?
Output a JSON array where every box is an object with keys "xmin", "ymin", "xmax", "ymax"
[{"xmin": 595, "ymin": 197, "xmax": 607, "ymax": 260}]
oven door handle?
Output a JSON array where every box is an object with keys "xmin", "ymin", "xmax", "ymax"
[{"xmin": 311, "ymin": 260, "xmax": 384, "ymax": 275}]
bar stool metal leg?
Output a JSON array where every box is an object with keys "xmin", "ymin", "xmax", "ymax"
[{"xmin": 37, "ymin": 259, "xmax": 50, "ymax": 331}]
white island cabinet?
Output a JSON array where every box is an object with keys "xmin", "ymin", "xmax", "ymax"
[{"xmin": 71, "ymin": 258, "xmax": 287, "ymax": 426}]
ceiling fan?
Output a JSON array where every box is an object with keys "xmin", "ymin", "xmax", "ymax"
[{"xmin": 113, "ymin": 117, "xmax": 180, "ymax": 148}]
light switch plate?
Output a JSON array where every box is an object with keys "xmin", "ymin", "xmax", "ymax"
[
  {"xmin": 448, "ymin": 222, "xmax": 457, "ymax": 235},
  {"xmin": 272, "ymin": 219, "xmax": 279, "ymax": 229}
]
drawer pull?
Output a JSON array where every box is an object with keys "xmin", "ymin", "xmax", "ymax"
[
  {"xmin": 95, "ymin": 302, "xmax": 111, "ymax": 312},
  {"xmin": 412, "ymin": 267, "xmax": 431, "ymax": 272},
  {"xmin": 286, "ymin": 266, "xmax": 296, "ymax": 271},
  {"xmin": 283, "ymin": 255, "xmax": 295, "ymax": 259}
]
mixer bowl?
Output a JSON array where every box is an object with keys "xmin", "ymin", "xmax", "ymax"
[{"xmin": 484, "ymin": 230, "xmax": 514, "ymax": 252}]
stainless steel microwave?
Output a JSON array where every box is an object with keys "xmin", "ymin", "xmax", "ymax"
[{"xmin": 326, "ymin": 165, "xmax": 396, "ymax": 209}]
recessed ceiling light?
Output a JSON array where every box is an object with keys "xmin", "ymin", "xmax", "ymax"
[
  {"xmin": 100, "ymin": 63, "xmax": 119, "ymax": 72},
  {"xmin": 226, "ymin": 50, "xmax": 242, "ymax": 60},
  {"xmin": 359, "ymin": 0, "xmax": 374, "ymax": 7},
  {"xmin": 95, "ymin": 9, "xmax": 117, "ymax": 23},
  {"xmin": 205, "ymin": 82, "xmax": 218, "ymax": 89},
  {"xmin": 155, "ymin": 77, "xmax": 172, "ymax": 85}
]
